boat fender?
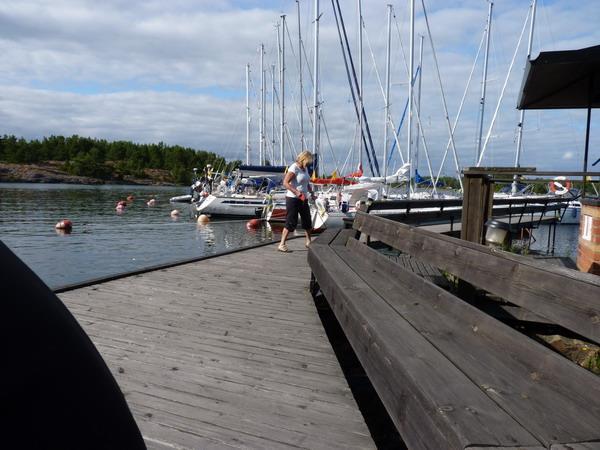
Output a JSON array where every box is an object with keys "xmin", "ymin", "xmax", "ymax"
[
  {"xmin": 246, "ymin": 218, "xmax": 261, "ymax": 229},
  {"xmin": 549, "ymin": 176, "xmax": 571, "ymax": 195},
  {"xmin": 54, "ymin": 219, "xmax": 73, "ymax": 232}
]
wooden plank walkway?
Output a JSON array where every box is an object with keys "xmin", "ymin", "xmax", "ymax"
[{"xmin": 58, "ymin": 238, "xmax": 374, "ymax": 450}]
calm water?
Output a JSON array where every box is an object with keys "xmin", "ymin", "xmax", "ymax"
[
  {"xmin": 0, "ymin": 183, "xmax": 279, "ymax": 289},
  {"xmin": 529, "ymin": 222, "xmax": 579, "ymax": 258},
  {"xmin": 0, "ymin": 183, "xmax": 580, "ymax": 289}
]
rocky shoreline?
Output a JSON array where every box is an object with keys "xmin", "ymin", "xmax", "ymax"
[{"xmin": 0, "ymin": 162, "xmax": 177, "ymax": 186}]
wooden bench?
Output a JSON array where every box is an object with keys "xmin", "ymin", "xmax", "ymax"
[{"xmin": 308, "ymin": 213, "xmax": 600, "ymax": 450}]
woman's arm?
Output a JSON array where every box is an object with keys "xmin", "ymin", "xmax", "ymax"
[{"xmin": 283, "ymin": 171, "xmax": 301, "ymax": 197}]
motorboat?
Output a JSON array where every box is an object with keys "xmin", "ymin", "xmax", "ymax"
[
  {"xmin": 264, "ymin": 196, "xmax": 329, "ymax": 230},
  {"xmin": 195, "ymin": 193, "xmax": 268, "ymax": 219}
]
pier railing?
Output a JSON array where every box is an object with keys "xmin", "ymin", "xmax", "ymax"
[{"xmin": 363, "ymin": 195, "xmax": 572, "ymax": 226}]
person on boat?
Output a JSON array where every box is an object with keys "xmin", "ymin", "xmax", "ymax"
[{"xmin": 278, "ymin": 150, "xmax": 315, "ymax": 252}]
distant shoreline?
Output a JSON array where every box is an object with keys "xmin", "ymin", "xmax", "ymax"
[{"xmin": 0, "ymin": 162, "xmax": 179, "ymax": 186}]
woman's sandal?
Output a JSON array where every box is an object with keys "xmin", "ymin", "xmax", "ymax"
[{"xmin": 278, "ymin": 244, "xmax": 290, "ymax": 253}]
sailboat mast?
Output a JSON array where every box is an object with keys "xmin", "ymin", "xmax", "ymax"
[
  {"xmin": 259, "ymin": 43, "xmax": 265, "ymax": 165},
  {"xmin": 513, "ymin": 0, "xmax": 537, "ymax": 191},
  {"xmin": 358, "ymin": 0, "xmax": 364, "ymax": 169},
  {"xmin": 271, "ymin": 63, "xmax": 276, "ymax": 164},
  {"xmin": 246, "ymin": 63, "xmax": 250, "ymax": 165},
  {"xmin": 407, "ymin": 0, "xmax": 415, "ymax": 196},
  {"xmin": 415, "ymin": 34, "xmax": 424, "ymax": 180},
  {"xmin": 476, "ymin": 1, "xmax": 493, "ymax": 164},
  {"xmin": 312, "ymin": 0, "xmax": 320, "ymax": 173},
  {"xmin": 297, "ymin": 0, "xmax": 304, "ymax": 151},
  {"xmin": 383, "ymin": 4, "xmax": 392, "ymax": 181},
  {"xmin": 280, "ymin": 15, "xmax": 286, "ymax": 166}
]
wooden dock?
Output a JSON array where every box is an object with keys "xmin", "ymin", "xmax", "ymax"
[{"xmin": 58, "ymin": 238, "xmax": 375, "ymax": 449}]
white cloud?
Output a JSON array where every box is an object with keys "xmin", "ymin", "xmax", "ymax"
[{"xmin": 0, "ymin": 0, "xmax": 599, "ymax": 175}]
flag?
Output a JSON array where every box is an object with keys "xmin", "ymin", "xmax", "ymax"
[{"xmin": 331, "ymin": 170, "xmax": 338, "ymax": 179}]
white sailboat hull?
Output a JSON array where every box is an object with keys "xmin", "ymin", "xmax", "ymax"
[{"xmin": 195, "ymin": 195, "xmax": 266, "ymax": 219}]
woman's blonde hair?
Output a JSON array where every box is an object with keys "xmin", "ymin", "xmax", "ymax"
[{"xmin": 296, "ymin": 150, "xmax": 313, "ymax": 166}]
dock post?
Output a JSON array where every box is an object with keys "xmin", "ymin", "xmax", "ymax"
[
  {"xmin": 577, "ymin": 197, "xmax": 600, "ymax": 275},
  {"xmin": 461, "ymin": 169, "xmax": 494, "ymax": 244}
]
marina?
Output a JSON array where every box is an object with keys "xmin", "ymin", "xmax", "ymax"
[
  {"xmin": 2, "ymin": 190, "xmax": 598, "ymax": 448},
  {"xmin": 2, "ymin": 0, "xmax": 600, "ymax": 448}
]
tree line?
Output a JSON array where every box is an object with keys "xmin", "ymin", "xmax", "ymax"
[{"xmin": 0, "ymin": 135, "xmax": 240, "ymax": 184}]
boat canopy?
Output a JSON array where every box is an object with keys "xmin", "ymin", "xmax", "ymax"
[
  {"xmin": 516, "ymin": 44, "xmax": 600, "ymax": 196},
  {"xmin": 237, "ymin": 165, "xmax": 287, "ymax": 177},
  {"xmin": 517, "ymin": 44, "xmax": 600, "ymax": 110}
]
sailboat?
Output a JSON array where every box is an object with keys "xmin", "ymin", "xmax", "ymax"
[{"xmin": 194, "ymin": 164, "xmax": 286, "ymax": 219}]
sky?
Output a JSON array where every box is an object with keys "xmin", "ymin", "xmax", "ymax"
[{"xmin": 1, "ymin": 0, "xmax": 599, "ymax": 176}]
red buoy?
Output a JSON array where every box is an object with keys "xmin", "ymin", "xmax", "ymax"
[
  {"xmin": 55, "ymin": 219, "xmax": 73, "ymax": 232},
  {"xmin": 246, "ymin": 218, "xmax": 261, "ymax": 230}
]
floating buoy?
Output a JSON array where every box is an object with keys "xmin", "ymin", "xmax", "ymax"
[
  {"xmin": 246, "ymin": 218, "xmax": 261, "ymax": 229},
  {"xmin": 197, "ymin": 214, "xmax": 210, "ymax": 224},
  {"xmin": 171, "ymin": 209, "xmax": 180, "ymax": 217},
  {"xmin": 147, "ymin": 198, "xmax": 156, "ymax": 207},
  {"xmin": 127, "ymin": 195, "xmax": 135, "ymax": 201},
  {"xmin": 55, "ymin": 219, "xmax": 73, "ymax": 232},
  {"xmin": 116, "ymin": 200, "xmax": 127, "ymax": 212}
]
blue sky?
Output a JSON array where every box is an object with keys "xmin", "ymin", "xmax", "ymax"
[{"xmin": 0, "ymin": 0, "xmax": 599, "ymax": 175}]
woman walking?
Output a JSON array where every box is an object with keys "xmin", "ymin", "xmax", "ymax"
[{"xmin": 278, "ymin": 151, "xmax": 315, "ymax": 252}]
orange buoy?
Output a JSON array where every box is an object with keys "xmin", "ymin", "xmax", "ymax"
[
  {"xmin": 197, "ymin": 214, "xmax": 210, "ymax": 224},
  {"xmin": 147, "ymin": 198, "xmax": 156, "ymax": 207},
  {"xmin": 55, "ymin": 219, "xmax": 73, "ymax": 232},
  {"xmin": 246, "ymin": 218, "xmax": 262, "ymax": 229}
]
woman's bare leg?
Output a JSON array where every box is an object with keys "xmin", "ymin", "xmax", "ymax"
[{"xmin": 280, "ymin": 228, "xmax": 290, "ymax": 247}]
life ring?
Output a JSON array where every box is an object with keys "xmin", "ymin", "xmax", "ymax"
[{"xmin": 549, "ymin": 176, "xmax": 571, "ymax": 195}]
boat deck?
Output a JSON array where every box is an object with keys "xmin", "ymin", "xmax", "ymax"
[{"xmin": 58, "ymin": 238, "xmax": 374, "ymax": 449}]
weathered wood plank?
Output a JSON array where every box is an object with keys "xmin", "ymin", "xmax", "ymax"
[
  {"xmin": 308, "ymin": 243, "xmax": 541, "ymax": 450},
  {"xmin": 354, "ymin": 211, "xmax": 600, "ymax": 343},
  {"xmin": 342, "ymin": 237, "xmax": 600, "ymax": 447},
  {"xmin": 551, "ymin": 444, "xmax": 600, "ymax": 450},
  {"xmin": 60, "ymin": 238, "xmax": 375, "ymax": 449}
]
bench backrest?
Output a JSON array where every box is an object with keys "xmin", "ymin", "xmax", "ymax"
[{"xmin": 353, "ymin": 211, "xmax": 600, "ymax": 343}]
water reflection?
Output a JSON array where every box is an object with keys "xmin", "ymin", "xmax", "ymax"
[{"xmin": 0, "ymin": 183, "xmax": 276, "ymax": 288}]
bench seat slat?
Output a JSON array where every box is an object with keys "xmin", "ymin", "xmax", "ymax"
[
  {"xmin": 308, "ymin": 243, "xmax": 542, "ymax": 450},
  {"xmin": 339, "ymin": 238, "xmax": 600, "ymax": 447}
]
